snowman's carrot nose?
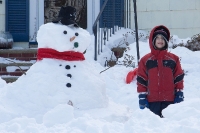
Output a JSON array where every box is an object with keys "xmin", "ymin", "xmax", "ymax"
[{"xmin": 70, "ymin": 36, "xmax": 76, "ymax": 42}]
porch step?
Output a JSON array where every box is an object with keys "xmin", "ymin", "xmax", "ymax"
[
  {"xmin": 0, "ymin": 62, "xmax": 34, "ymax": 83},
  {"xmin": 0, "ymin": 71, "xmax": 27, "ymax": 76},
  {"xmin": 0, "ymin": 62, "xmax": 34, "ymax": 67},
  {"xmin": 0, "ymin": 49, "xmax": 38, "ymax": 61}
]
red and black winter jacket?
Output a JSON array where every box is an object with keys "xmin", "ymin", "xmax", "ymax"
[{"xmin": 137, "ymin": 25, "xmax": 184, "ymax": 102}]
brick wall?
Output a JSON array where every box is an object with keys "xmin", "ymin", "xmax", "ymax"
[
  {"xmin": 0, "ymin": 49, "xmax": 37, "ymax": 82},
  {"xmin": 0, "ymin": 49, "xmax": 37, "ymax": 61}
]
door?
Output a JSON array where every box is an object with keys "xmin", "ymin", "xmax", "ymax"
[
  {"xmin": 44, "ymin": 0, "xmax": 87, "ymax": 29},
  {"xmin": 6, "ymin": 0, "xmax": 29, "ymax": 42}
]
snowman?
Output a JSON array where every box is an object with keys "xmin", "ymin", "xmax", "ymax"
[{"xmin": 0, "ymin": 6, "xmax": 107, "ymax": 121}]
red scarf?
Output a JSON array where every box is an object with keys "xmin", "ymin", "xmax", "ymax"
[{"xmin": 37, "ymin": 48, "xmax": 85, "ymax": 61}]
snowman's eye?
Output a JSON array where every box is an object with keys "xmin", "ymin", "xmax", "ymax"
[
  {"xmin": 63, "ymin": 30, "xmax": 67, "ymax": 34},
  {"xmin": 75, "ymin": 32, "xmax": 79, "ymax": 36}
]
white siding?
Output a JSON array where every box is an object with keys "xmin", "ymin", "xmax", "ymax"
[
  {"xmin": 29, "ymin": 0, "xmax": 38, "ymax": 42},
  {"xmin": 0, "ymin": 0, "xmax": 5, "ymax": 31},
  {"xmin": 30, "ymin": 0, "xmax": 44, "ymax": 42},
  {"xmin": 137, "ymin": 0, "xmax": 147, "ymax": 12},
  {"xmin": 87, "ymin": 0, "xmax": 100, "ymax": 34},
  {"xmin": 147, "ymin": 0, "xmax": 170, "ymax": 11},
  {"xmin": 169, "ymin": 0, "xmax": 196, "ymax": 10},
  {"xmin": 196, "ymin": 0, "xmax": 200, "ymax": 9},
  {"xmin": 130, "ymin": 0, "xmax": 200, "ymax": 38}
]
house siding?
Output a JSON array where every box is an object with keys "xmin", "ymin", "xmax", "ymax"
[
  {"xmin": 0, "ymin": 0, "xmax": 5, "ymax": 31},
  {"xmin": 130, "ymin": 0, "xmax": 200, "ymax": 38}
]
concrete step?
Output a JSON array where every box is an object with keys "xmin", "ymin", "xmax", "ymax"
[
  {"xmin": 0, "ymin": 71, "xmax": 26, "ymax": 76},
  {"xmin": 0, "ymin": 62, "xmax": 34, "ymax": 67},
  {"xmin": 0, "ymin": 62, "xmax": 34, "ymax": 80},
  {"xmin": 0, "ymin": 62, "xmax": 34, "ymax": 71},
  {"xmin": 8, "ymin": 57, "xmax": 37, "ymax": 61},
  {"xmin": 0, "ymin": 49, "xmax": 37, "ymax": 83}
]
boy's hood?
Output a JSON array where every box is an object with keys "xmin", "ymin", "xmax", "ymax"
[{"xmin": 149, "ymin": 25, "xmax": 170, "ymax": 56}]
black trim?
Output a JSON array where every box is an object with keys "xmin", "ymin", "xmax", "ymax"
[
  {"xmin": 163, "ymin": 60, "xmax": 176, "ymax": 72},
  {"xmin": 29, "ymin": 42, "xmax": 38, "ymax": 45},
  {"xmin": 146, "ymin": 60, "xmax": 158, "ymax": 70},
  {"xmin": 174, "ymin": 73, "xmax": 184, "ymax": 84},
  {"xmin": 137, "ymin": 76, "xmax": 147, "ymax": 87}
]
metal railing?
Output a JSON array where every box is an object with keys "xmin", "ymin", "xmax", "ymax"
[
  {"xmin": 92, "ymin": 0, "xmax": 123, "ymax": 61},
  {"xmin": 92, "ymin": 0, "xmax": 136, "ymax": 61}
]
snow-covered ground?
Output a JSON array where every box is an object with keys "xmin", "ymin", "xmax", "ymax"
[{"xmin": 0, "ymin": 27, "xmax": 200, "ymax": 133}]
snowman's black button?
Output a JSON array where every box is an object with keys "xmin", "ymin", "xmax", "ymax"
[
  {"xmin": 75, "ymin": 32, "xmax": 79, "ymax": 36},
  {"xmin": 74, "ymin": 65, "xmax": 76, "ymax": 68},
  {"xmin": 67, "ymin": 74, "xmax": 72, "ymax": 78},
  {"xmin": 59, "ymin": 64, "xmax": 62, "ymax": 66},
  {"xmin": 65, "ymin": 65, "xmax": 70, "ymax": 69},
  {"xmin": 63, "ymin": 30, "xmax": 67, "ymax": 34},
  {"xmin": 66, "ymin": 83, "xmax": 71, "ymax": 88}
]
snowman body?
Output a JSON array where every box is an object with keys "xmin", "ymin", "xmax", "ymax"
[{"xmin": 2, "ymin": 23, "xmax": 107, "ymax": 118}]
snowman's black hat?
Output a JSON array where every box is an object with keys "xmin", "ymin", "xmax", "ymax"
[{"xmin": 52, "ymin": 6, "xmax": 79, "ymax": 27}]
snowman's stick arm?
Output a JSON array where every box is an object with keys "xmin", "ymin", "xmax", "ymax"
[
  {"xmin": 5, "ymin": 59, "xmax": 26, "ymax": 75},
  {"xmin": 100, "ymin": 66, "xmax": 112, "ymax": 74}
]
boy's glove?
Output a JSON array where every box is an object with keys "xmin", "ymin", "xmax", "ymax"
[
  {"xmin": 139, "ymin": 94, "xmax": 149, "ymax": 109},
  {"xmin": 174, "ymin": 91, "xmax": 184, "ymax": 103}
]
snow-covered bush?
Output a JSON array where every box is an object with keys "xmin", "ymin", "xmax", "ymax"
[
  {"xmin": 105, "ymin": 32, "xmax": 134, "ymax": 67},
  {"xmin": 171, "ymin": 33, "xmax": 200, "ymax": 51},
  {"xmin": 186, "ymin": 33, "xmax": 200, "ymax": 51}
]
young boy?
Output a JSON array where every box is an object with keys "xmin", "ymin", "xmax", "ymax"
[{"xmin": 137, "ymin": 25, "xmax": 184, "ymax": 117}]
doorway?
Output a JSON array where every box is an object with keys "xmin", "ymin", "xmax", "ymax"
[{"xmin": 44, "ymin": 0, "xmax": 87, "ymax": 29}]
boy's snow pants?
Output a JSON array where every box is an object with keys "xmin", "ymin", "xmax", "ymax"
[{"xmin": 148, "ymin": 101, "xmax": 174, "ymax": 117}]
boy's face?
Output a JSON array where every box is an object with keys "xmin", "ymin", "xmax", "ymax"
[{"xmin": 155, "ymin": 35, "xmax": 165, "ymax": 49}]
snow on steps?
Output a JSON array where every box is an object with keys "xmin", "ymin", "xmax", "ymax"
[{"xmin": 0, "ymin": 49, "xmax": 37, "ymax": 83}]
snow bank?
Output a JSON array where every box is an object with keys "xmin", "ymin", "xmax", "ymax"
[{"xmin": 0, "ymin": 27, "xmax": 200, "ymax": 132}]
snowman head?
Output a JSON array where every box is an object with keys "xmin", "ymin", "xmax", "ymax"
[{"xmin": 37, "ymin": 23, "xmax": 91, "ymax": 53}]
